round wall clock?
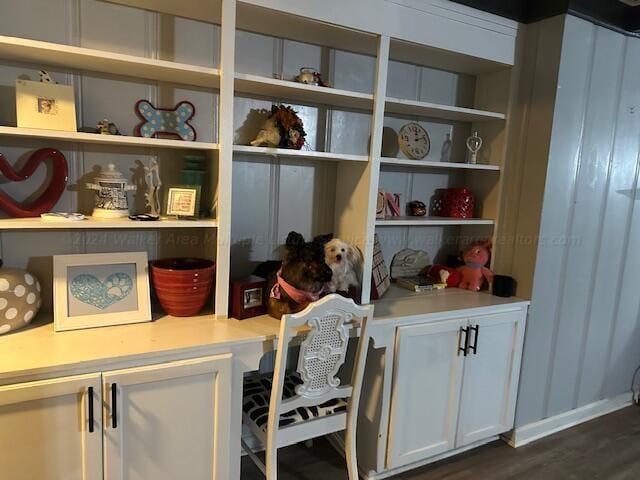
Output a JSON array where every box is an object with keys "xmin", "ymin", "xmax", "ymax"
[{"xmin": 398, "ymin": 122, "xmax": 430, "ymax": 160}]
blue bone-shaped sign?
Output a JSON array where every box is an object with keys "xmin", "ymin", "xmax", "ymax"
[{"xmin": 134, "ymin": 100, "xmax": 196, "ymax": 141}]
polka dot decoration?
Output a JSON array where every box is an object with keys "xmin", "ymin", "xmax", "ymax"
[
  {"xmin": 0, "ymin": 267, "xmax": 42, "ymax": 335},
  {"xmin": 134, "ymin": 99, "xmax": 197, "ymax": 142}
]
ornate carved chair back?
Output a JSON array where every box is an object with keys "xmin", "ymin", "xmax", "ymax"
[{"xmin": 265, "ymin": 294, "xmax": 373, "ymax": 477}]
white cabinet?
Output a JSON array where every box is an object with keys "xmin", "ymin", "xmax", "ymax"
[
  {"xmin": 0, "ymin": 373, "xmax": 103, "ymax": 480},
  {"xmin": 0, "ymin": 354, "xmax": 233, "ymax": 480},
  {"xmin": 387, "ymin": 318, "xmax": 466, "ymax": 467},
  {"xmin": 456, "ymin": 312, "xmax": 524, "ymax": 447},
  {"xmin": 103, "ymin": 355, "xmax": 233, "ymax": 480},
  {"xmin": 387, "ymin": 310, "xmax": 525, "ymax": 470}
]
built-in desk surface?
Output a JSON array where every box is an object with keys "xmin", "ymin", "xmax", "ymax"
[
  {"xmin": 374, "ymin": 285, "xmax": 529, "ymax": 323},
  {"xmin": 0, "ymin": 287, "xmax": 528, "ymax": 382}
]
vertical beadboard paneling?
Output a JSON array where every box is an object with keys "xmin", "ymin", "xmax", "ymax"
[
  {"xmin": 515, "ymin": 16, "xmax": 594, "ymax": 426},
  {"xmin": 545, "ymin": 25, "xmax": 624, "ymax": 418},
  {"xmin": 515, "ymin": 16, "xmax": 640, "ymax": 427},
  {"xmin": 0, "ymin": 0, "xmax": 70, "ymax": 43},
  {"xmin": 603, "ymin": 41, "xmax": 640, "ymax": 395},
  {"xmin": 577, "ymin": 36, "xmax": 640, "ymax": 407}
]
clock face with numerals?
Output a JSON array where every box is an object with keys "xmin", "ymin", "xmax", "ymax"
[{"xmin": 398, "ymin": 123, "xmax": 430, "ymax": 160}]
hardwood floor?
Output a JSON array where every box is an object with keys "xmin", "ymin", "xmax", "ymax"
[{"xmin": 241, "ymin": 406, "xmax": 640, "ymax": 479}]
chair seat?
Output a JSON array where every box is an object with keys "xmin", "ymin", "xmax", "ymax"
[{"xmin": 243, "ymin": 372, "xmax": 348, "ymax": 434}]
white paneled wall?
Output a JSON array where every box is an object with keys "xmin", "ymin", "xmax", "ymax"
[
  {"xmin": 513, "ymin": 15, "xmax": 640, "ymax": 427},
  {"xmin": 0, "ymin": 0, "xmax": 219, "ymax": 311}
]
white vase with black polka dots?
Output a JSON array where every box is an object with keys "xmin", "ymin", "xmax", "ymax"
[{"xmin": 0, "ymin": 260, "xmax": 42, "ymax": 335}]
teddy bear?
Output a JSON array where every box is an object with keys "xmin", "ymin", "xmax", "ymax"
[{"xmin": 457, "ymin": 240, "xmax": 493, "ymax": 291}]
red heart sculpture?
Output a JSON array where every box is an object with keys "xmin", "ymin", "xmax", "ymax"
[{"xmin": 0, "ymin": 148, "xmax": 68, "ymax": 218}]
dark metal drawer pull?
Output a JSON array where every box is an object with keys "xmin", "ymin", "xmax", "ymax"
[
  {"xmin": 111, "ymin": 383, "xmax": 118, "ymax": 429},
  {"xmin": 458, "ymin": 327, "xmax": 469, "ymax": 356},
  {"xmin": 469, "ymin": 325, "xmax": 479, "ymax": 354},
  {"xmin": 88, "ymin": 386, "xmax": 94, "ymax": 433}
]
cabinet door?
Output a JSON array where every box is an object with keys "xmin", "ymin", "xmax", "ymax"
[
  {"xmin": 0, "ymin": 373, "xmax": 102, "ymax": 480},
  {"xmin": 387, "ymin": 318, "xmax": 467, "ymax": 469},
  {"xmin": 103, "ymin": 354, "xmax": 233, "ymax": 480},
  {"xmin": 456, "ymin": 310, "xmax": 525, "ymax": 447}
]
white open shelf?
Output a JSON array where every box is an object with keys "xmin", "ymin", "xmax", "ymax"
[
  {"xmin": 0, "ymin": 217, "xmax": 219, "ymax": 230},
  {"xmin": 381, "ymin": 157, "xmax": 500, "ymax": 171},
  {"xmin": 0, "ymin": 35, "xmax": 220, "ymax": 89},
  {"xmin": 233, "ymin": 145, "xmax": 369, "ymax": 162},
  {"xmin": 385, "ymin": 97, "xmax": 505, "ymax": 122},
  {"xmin": 235, "ymin": 72, "xmax": 373, "ymax": 110},
  {"xmin": 376, "ymin": 216, "xmax": 494, "ymax": 226},
  {"xmin": 0, "ymin": 127, "xmax": 219, "ymax": 151}
]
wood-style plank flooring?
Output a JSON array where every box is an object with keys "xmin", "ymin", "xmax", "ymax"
[{"xmin": 241, "ymin": 406, "xmax": 640, "ymax": 479}]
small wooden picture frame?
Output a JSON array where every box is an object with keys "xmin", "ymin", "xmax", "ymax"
[
  {"xmin": 53, "ymin": 252, "xmax": 152, "ymax": 332},
  {"xmin": 165, "ymin": 185, "xmax": 201, "ymax": 218},
  {"xmin": 230, "ymin": 276, "xmax": 266, "ymax": 319}
]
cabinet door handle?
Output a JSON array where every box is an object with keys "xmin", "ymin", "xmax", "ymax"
[
  {"xmin": 458, "ymin": 327, "xmax": 469, "ymax": 356},
  {"xmin": 111, "ymin": 383, "xmax": 118, "ymax": 429},
  {"xmin": 469, "ymin": 325, "xmax": 479, "ymax": 354},
  {"xmin": 87, "ymin": 386, "xmax": 94, "ymax": 433}
]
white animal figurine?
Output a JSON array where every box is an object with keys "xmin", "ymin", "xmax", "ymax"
[
  {"xmin": 324, "ymin": 238, "xmax": 363, "ymax": 293},
  {"xmin": 250, "ymin": 117, "xmax": 281, "ymax": 147}
]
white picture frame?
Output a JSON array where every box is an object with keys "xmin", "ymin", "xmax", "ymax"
[
  {"xmin": 165, "ymin": 185, "xmax": 201, "ymax": 218},
  {"xmin": 16, "ymin": 79, "xmax": 77, "ymax": 132},
  {"xmin": 54, "ymin": 252, "xmax": 151, "ymax": 332}
]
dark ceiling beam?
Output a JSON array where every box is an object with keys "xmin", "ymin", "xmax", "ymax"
[{"xmin": 450, "ymin": 0, "xmax": 640, "ymax": 33}]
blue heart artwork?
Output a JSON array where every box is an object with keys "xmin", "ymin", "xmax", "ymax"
[{"xmin": 70, "ymin": 272, "xmax": 133, "ymax": 310}]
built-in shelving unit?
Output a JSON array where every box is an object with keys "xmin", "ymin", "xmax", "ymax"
[
  {"xmin": 0, "ymin": 127, "xmax": 220, "ymax": 151},
  {"xmin": 0, "ymin": 35, "xmax": 221, "ymax": 89},
  {"xmin": 380, "ymin": 157, "xmax": 500, "ymax": 171},
  {"xmin": 0, "ymin": 0, "xmax": 517, "ymax": 314},
  {"xmin": 0, "ymin": 217, "xmax": 219, "ymax": 230},
  {"xmin": 376, "ymin": 216, "xmax": 494, "ymax": 227},
  {"xmin": 234, "ymin": 72, "xmax": 373, "ymax": 110},
  {"xmin": 233, "ymin": 145, "xmax": 368, "ymax": 163}
]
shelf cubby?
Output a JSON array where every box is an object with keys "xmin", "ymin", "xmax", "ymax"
[
  {"xmin": 233, "ymin": 145, "xmax": 368, "ymax": 163},
  {"xmin": 380, "ymin": 157, "xmax": 500, "ymax": 171},
  {"xmin": 0, "ymin": 127, "xmax": 220, "ymax": 151},
  {"xmin": 385, "ymin": 97, "xmax": 504, "ymax": 123},
  {"xmin": 0, "ymin": 217, "xmax": 219, "ymax": 230},
  {"xmin": 0, "ymin": 35, "xmax": 220, "ymax": 90},
  {"xmin": 375, "ymin": 216, "xmax": 495, "ymax": 227},
  {"xmin": 234, "ymin": 73, "xmax": 373, "ymax": 111}
]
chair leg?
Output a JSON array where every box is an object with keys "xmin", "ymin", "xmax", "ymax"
[
  {"xmin": 345, "ymin": 429, "xmax": 359, "ymax": 480},
  {"xmin": 265, "ymin": 442, "xmax": 278, "ymax": 480}
]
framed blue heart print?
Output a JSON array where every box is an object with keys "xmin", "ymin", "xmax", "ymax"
[{"xmin": 53, "ymin": 252, "xmax": 151, "ymax": 331}]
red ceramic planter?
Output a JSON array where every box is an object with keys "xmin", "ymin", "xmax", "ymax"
[{"xmin": 151, "ymin": 258, "xmax": 215, "ymax": 317}]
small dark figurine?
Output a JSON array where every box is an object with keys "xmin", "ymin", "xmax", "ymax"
[
  {"xmin": 266, "ymin": 231, "xmax": 333, "ymax": 320},
  {"xmin": 408, "ymin": 200, "xmax": 427, "ymax": 216}
]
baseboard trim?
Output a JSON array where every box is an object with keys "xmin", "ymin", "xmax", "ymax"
[{"xmin": 503, "ymin": 392, "xmax": 632, "ymax": 448}]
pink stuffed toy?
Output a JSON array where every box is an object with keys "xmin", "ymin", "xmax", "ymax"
[{"xmin": 457, "ymin": 240, "xmax": 493, "ymax": 291}]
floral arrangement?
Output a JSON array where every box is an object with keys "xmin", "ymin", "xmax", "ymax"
[{"xmin": 250, "ymin": 105, "xmax": 307, "ymax": 150}]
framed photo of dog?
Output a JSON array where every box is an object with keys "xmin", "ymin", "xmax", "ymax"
[{"xmin": 53, "ymin": 252, "xmax": 152, "ymax": 332}]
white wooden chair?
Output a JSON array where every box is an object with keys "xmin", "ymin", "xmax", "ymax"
[{"xmin": 241, "ymin": 294, "xmax": 373, "ymax": 479}]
